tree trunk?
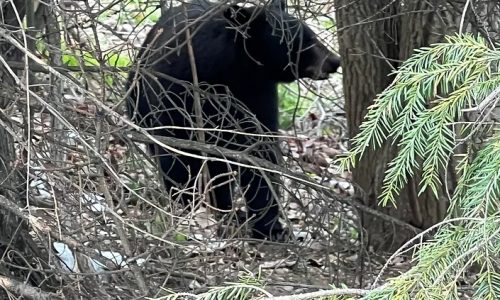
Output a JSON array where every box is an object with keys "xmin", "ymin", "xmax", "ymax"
[
  {"xmin": 0, "ymin": 0, "xmax": 57, "ymax": 291},
  {"xmin": 334, "ymin": 0, "xmax": 445, "ymax": 251},
  {"xmin": 0, "ymin": 0, "xmax": 28, "ymax": 253}
]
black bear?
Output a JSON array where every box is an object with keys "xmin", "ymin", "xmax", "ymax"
[{"xmin": 127, "ymin": 1, "xmax": 340, "ymax": 239}]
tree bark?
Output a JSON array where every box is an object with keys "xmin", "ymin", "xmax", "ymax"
[
  {"xmin": 0, "ymin": 0, "xmax": 28, "ymax": 247},
  {"xmin": 334, "ymin": 0, "xmax": 441, "ymax": 251},
  {"xmin": 0, "ymin": 0, "xmax": 57, "ymax": 293},
  {"xmin": 334, "ymin": 0, "xmax": 415, "ymax": 251}
]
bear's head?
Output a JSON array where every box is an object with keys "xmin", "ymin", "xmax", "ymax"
[{"xmin": 224, "ymin": 4, "xmax": 341, "ymax": 83}]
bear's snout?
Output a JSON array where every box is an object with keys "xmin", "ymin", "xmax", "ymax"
[
  {"xmin": 320, "ymin": 54, "xmax": 341, "ymax": 77},
  {"xmin": 303, "ymin": 51, "xmax": 341, "ymax": 80}
]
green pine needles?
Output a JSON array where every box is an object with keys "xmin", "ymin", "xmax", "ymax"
[
  {"xmin": 338, "ymin": 34, "xmax": 500, "ymax": 206},
  {"xmin": 341, "ymin": 34, "xmax": 500, "ymax": 299},
  {"xmin": 368, "ymin": 135, "xmax": 500, "ymax": 299}
]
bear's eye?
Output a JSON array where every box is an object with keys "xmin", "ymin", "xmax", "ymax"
[
  {"xmin": 296, "ymin": 35, "xmax": 316, "ymax": 51},
  {"xmin": 301, "ymin": 42, "xmax": 316, "ymax": 53}
]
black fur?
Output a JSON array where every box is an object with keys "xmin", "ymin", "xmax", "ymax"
[{"xmin": 127, "ymin": 1, "xmax": 340, "ymax": 239}]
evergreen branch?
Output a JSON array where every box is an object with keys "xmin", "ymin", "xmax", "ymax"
[
  {"xmin": 379, "ymin": 114, "xmax": 432, "ymax": 205},
  {"xmin": 338, "ymin": 33, "xmax": 498, "ymax": 206},
  {"xmin": 473, "ymin": 261, "xmax": 500, "ymax": 300},
  {"xmin": 419, "ymin": 114, "xmax": 455, "ymax": 197},
  {"xmin": 345, "ymin": 34, "xmax": 500, "ymax": 299},
  {"xmin": 454, "ymin": 136, "xmax": 500, "ymax": 217}
]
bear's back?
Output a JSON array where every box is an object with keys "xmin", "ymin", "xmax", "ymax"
[{"xmin": 134, "ymin": 2, "xmax": 244, "ymax": 83}]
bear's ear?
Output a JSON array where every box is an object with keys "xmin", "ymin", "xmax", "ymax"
[
  {"xmin": 269, "ymin": 0, "xmax": 287, "ymax": 12},
  {"xmin": 223, "ymin": 5, "xmax": 253, "ymax": 25}
]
